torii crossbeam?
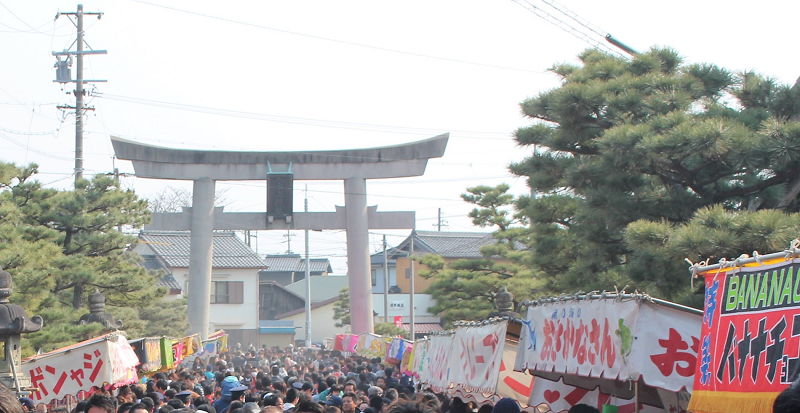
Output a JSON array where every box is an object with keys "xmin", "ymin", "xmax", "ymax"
[{"xmin": 111, "ymin": 134, "xmax": 449, "ymax": 339}]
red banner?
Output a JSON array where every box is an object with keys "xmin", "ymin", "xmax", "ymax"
[{"xmin": 689, "ymin": 260, "xmax": 800, "ymax": 413}]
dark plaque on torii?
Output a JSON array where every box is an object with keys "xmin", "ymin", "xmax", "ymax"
[{"xmin": 111, "ymin": 134, "xmax": 448, "ymax": 338}]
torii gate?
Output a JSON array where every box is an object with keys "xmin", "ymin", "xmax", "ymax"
[{"xmin": 111, "ymin": 134, "xmax": 449, "ymax": 339}]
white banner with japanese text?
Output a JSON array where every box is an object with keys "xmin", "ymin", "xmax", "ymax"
[
  {"xmin": 24, "ymin": 334, "xmax": 139, "ymax": 405},
  {"xmin": 628, "ymin": 302, "xmax": 701, "ymax": 392},
  {"xmin": 515, "ymin": 298, "xmax": 702, "ymax": 392},
  {"xmin": 449, "ymin": 321, "xmax": 507, "ymax": 395},
  {"xmin": 515, "ymin": 299, "xmax": 639, "ymax": 379},
  {"xmin": 529, "ymin": 377, "xmax": 662, "ymax": 413}
]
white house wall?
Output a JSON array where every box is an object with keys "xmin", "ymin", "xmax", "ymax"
[
  {"xmin": 176, "ymin": 268, "xmax": 259, "ymax": 330},
  {"xmin": 372, "ymin": 293, "xmax": 438, "ymax": 322}
]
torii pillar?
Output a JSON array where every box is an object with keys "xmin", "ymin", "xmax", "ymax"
[{"xmin": 111, "ymin": 134, "xmax": 448, "ymax": 339}]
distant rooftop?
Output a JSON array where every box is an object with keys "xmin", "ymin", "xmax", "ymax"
[
  {"xmin": 396, "ymin": 230, "xmax": 500, "ymax": 259},
  {"xmin": 139, "ymin": 231, "xmax": 267, "ymax": 269},
  {"xmin": 263, "ymin": 254, "xmax": 333, "ymax": 273}
]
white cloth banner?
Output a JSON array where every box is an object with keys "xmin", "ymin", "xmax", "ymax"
[
  {"xmin": 515, "ymin": 299, "xmax": 701, "ymax": 392},
  {"xmin": 24, "ymin": 334, "xmax": 139, "ymax": 405},
  {"xmin": 529, "ymin": 377, "xmax": 662, "ymax": 413},
  {"xmin": 449, "ymin": 321, "xmax": 507, "ymax": 395},
  {"xmin": 412, "ymin": 339, "xmax": 430, "ymax": 383},
  {"xmin": 515, "ymin": 300, "xmax": 639, "ymax": 379},
  {"xmin": 627, "ymin": 303, "xmax": 700, "ymax": 392},
  {"xmin": 424, "ymin": 334, "xmax": 454, "ymax": 392}
]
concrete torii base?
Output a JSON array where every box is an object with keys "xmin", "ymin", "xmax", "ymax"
[{"xmin": 111, "ymin": 134, "xmax": 448, "ymax": 339}]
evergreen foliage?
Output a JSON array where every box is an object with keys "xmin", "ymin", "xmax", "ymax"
[
  {"xmin": 423, "ymin": 48, "xmax": 800, "ymax": 316},
  {"xmin": 0, "ymin": 163, "xmax": 189, "ymax": 354},
  {"xmin": 332, "ymin": 287, "xmax": 350, "ymax": 328}
]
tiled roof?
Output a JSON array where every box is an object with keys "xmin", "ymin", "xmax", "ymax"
[
  {"xmin": 140, "ymin": 255, "xmax": 166, "ymax": 272},
  {"xmin": 157, "ymin": 274, "xmax": 182, "ymax": 291},
  {"xmin": 402, "ymin": 231, "xmax": 498, "ymax": 259},
  {"xmin": 263, "ymin": 255, "xmax": 332, "ymax": 273},
  {"xmin": 139, "ymin": 231, "xmax": 267, "ymax": 269}
]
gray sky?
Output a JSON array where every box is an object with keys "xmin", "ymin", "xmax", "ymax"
[{"xmin": 1, "ymin": 0, "xmax": 798, "ymax": 274}]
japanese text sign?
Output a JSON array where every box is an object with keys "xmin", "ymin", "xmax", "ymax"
[
  {"xmin": 24, "ymin": 334, "xmax": 139, "ymax": 405},
  {"xmin": 515, "ymin": 298, "xmax": 701, "ymax": 392},
  {"xmin": 689, "ymin": 260, "xmax": 800, "ymax": 413}
]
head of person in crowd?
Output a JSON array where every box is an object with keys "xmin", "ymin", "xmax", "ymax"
[
  {"xmin": 139, "ymin": 398, "xmax": 154, "ymax": 413},
  {"xmin": 285, "ymin": 389, "xmax": 299, "ymax": 407},
  {"xmin": 477, "ymin": 405, "xmax": 493, "ymax": 413},
  {"xmin": 374, "ymin": 378, "xmax": 385, "ymax": 390},
  {"xmin": 386, "ymin": 401, "xmax": 432, "ymax": 413},
  {"xmin": 243, "ymin": 403, "xmax": 260, "ymax": 413},
  {"xmin": 86, "ymin": 394, "xmax": 116, "ymax": 413},
  {"xmin": 325, "ymin": 407, "xmax": 341, "ymax": 413},
  {"xmin": 491, "ymin": 399, "xmax": 520, "ymax": 413},
  {"xmin": 165, "ymin": 390, "xmax": 177, "ymax": 401},
  {"xmin": 168, "ymin": 399, "xmax": 186, "ymax": 410},
  {"xmin": 340, "ymin": 393, "xmax": 357, "ymax": 413},
  {"xmin": 129, "ymin": 403, "xmax": 150, "ymax": 413},
  {"xmin": 301, "ymin": 382, "xmax": 314, "ymax": 398},
  {"xmin": 343, "ymin": 383, "xmax": 355, "ymax": 394},
  {"xmin": 197, "ymin": 405, "xmax": 217, "ymax": 413},
  {"xmin": 117, "ymin": 402, "xmax": 135, "ymax": 413},
  {"xmin": 383, "ymin": 390, "xmax": 398, "ymax": 403},
  {"xmin": 295, "ymin": 402, "xmax": 325, "ymax": 413},
  {"xmin": 775, "ymin": 381, "xmax": 800, "ymax": 413},
  {"xmin": 145, "ymin": 392, "xmax": 164, "ymax": 407},
  {"xmin": 159, "ymin": 406, "xmax": 175, "ymax": 413},
  {"xmin": 18, "ymin": 397, "xmax": 34, "ymax": 413},
  {"xmin": 155, "ymin": 380, "xmax": 169, "ymax": 395},
  {"xmin": 566, "ymin": 405, "xmax": 599, "ymax": 413},
  {"xmin": 261, "ymin": 407, "xmax": 282, "ymax": 413}
]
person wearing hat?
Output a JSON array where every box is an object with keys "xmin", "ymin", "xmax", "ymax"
[
  {"xmin": 219, "ymin": 386, "xmax": 248, "ymax": 413},
  {"xmin": 19, "ymin": 397, "xmax": 34, "ymax": 412},
  {"xmin": 491, "ymin": 398, "xmax": 521, "ymax": 413},
  {"xmin": 324, "ymin": 397, "xmax": 342, "ymax": 409},
  {"xmin": 174, "ymin": 391, "xmax": 193, "ymax": 410}
]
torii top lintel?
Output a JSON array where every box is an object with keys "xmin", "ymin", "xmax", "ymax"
[{"xmin": 110, "ymin": 134, "xmax": 449, "ymax": 181}]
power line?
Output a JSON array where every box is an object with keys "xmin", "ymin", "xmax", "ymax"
[
  {"xmin": 126, "ymin": 0, "xmax": 547, "ymax": 74},
  {"xmin": 95, "ymin": 93, "xmax": 511, "ymax": 140},
  {"xmin": 0, "ymin": 132, "xmax": 74, "ymax": 161},
  {"xmin": 510, "ymin": 0, "xmax": 625, "ymax": 58}
]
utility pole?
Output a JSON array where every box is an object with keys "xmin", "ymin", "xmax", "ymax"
[
  {"xmin": 54, "ymin": 4, "xmax": 106, "ymax": 186},
  {"xmin": 409, "ymin": 237, "xmax": 415, "ymax": 340},
  {"xmin": 304, "ymin": 186, "xmax": 312, "ymax": 347},
  {"xmin": 383, "ymin": 235, "xmax": 389, "ymax": 322},
  {"xmin": 433, "ymin": 208, "xmax": 448, "ymax": 231}
]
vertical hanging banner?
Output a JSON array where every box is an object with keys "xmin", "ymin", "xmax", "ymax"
[
  {"xmin": 412, "ymin": 339, "xmax": 430, "ymax": 382},
  {"xmin": 689, "ymin": 260, "xmax": 800, "ymax": 413},
  {"xmin": 449, "ymin": 321, "xmax": 507, "ymax": 395},
  {"xmin": 424, "ymin": 334, "xmax": 455, "ymax": 393},
  {"xmin": 24, "ymin": 333, "xmax": 139, "ymax": 405}
]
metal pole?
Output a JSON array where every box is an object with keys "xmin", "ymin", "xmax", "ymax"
[
  {"xmin": 410, "ymin": 237, "xmax": 415, "ymax": 339},
  {"xmin": 74, "ymin": 4, "xmax": 84, "ymax": 184},
  {"xmin": 304, "ymin": 186, "xmax": 312, "ymax": 347},
  {"xmin": 383, "ymin": 235, "xmax": 389, "ymax": 322}
]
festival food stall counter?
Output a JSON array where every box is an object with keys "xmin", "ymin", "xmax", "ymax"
[
  {"xmin": 22, "ymin": 331, "xmax": 139, "ymax": 405},
  {"xmin": 514, "ymin": 293, "xmax": 702, "ymax": 413},
  {"xmin": 687, "ymin": 243, "xmax": 800, "ymax": 413}
]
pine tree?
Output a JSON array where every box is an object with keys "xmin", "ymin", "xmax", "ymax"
[
  {"xmin": 430, "ymin": 48, "xmax": 800, "ymax": 309},
  {"xmin": 0, "ymin": 163, "xmax": 189, "ymax": 353}
]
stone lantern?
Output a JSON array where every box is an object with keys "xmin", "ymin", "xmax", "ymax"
[
  {"xmin": 488, "ymin": 285, "xmax": 520, "ymax": 319},
  {"xmin": 0, "ymin": 268, "xmax": 43, "ymax": 392},
  {"xmin": 78, "ymin": 289, "xmax": 123, "ymax": 330}
]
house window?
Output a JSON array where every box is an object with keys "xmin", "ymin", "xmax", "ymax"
[
  {"xmin": 371, "ymin": 269, "xmax": 377, "ymax": 286},
  {"xmin": 211, "ymin": 281, "xmax": 244, "ymax": 304}
]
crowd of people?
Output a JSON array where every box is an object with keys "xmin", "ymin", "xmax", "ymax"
[{"xmin": 9, "ymin": 343, "xmax": 612, "ymax": 413}]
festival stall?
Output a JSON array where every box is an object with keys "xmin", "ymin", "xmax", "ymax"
[
  {"xmin": 128, "ymin": 337, "xmax": 162, "ymax": 374},
  {"xmin": 514, "ymin": 294, "xmax": 701, "ymax": 413},
  {"xmin": 22, "ymin": 331, "xmax": 140, "ymax": 405},
  {"xmin": 687, "ymin": 243, "xmax": 800, "ymax": 413}
]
